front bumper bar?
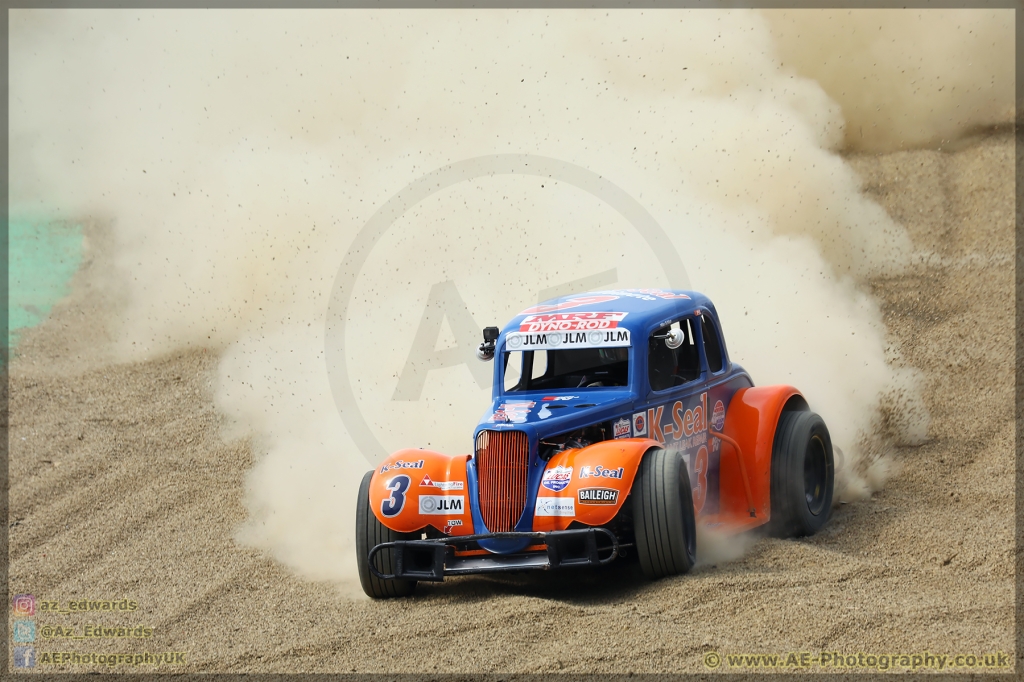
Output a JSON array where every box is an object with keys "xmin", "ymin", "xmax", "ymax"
[{"xmin": 367, "ymin": 528, "xmax": 620, "ymax": 582}]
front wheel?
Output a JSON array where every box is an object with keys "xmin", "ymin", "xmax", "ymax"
[
  {"xmin": 631, "ymin": 448, "xmax": 697, "ymax": 578},
  {"xmin": 768, "ymin": 410, "xmax": 835, "ymax": 538},
  {"xmin": 355, "ymin": 470, "xmax": 417, "ymax": 598}
]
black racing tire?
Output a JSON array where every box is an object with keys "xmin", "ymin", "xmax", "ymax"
[
  {"xmin": 768, "ymin": 410, "xmax": 835, "ymax": 538},
  {"xmin": 631, "ymin": 447, "xmax": 697, "ymax": 579},
  {"xmin": 356, "ymin": 470, "xmax": 417, "ymax": 599}
]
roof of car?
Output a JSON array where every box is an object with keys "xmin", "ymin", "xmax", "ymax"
[{"xmin": 501, "ymin": 289, "xmax": 714, "ymax": 337}]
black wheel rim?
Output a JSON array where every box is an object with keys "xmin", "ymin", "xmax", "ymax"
[{"xmin": 804, "ymin": 435, "xmax": 828, "ymax": 516}]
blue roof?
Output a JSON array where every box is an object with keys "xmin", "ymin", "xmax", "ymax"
[{"xmin": 500, "ymin": 289, "xmax": 714, "ymax": 340}]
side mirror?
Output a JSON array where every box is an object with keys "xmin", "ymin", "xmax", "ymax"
[
  {"xmin": 477, "ymin": 326, "xmax": 499, "ymax": 361},
  {"xmin": 664, "ymin": 328, "xmax": 685, "ymax": 349}
]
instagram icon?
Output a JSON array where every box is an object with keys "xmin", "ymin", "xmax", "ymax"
[{"xmin": 12, "ymin": 594, "xmax": 35, "ymax": 617}]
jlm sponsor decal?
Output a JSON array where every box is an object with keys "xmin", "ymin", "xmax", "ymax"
[
  {"xmin": 579, "ymin": 465, "xmax": 624, "ymax": 479},
  {"xmin": 535, "ymin": 497, "xmax": 576, "ymax": 517},
  {"xmin": 506, "ymin": 328, "xmax": 630, "ymax": 351},
  {"xmin": 418, "ymin": 495, "xmax": 465, "ymax": 515},
  {"xmin": 578, "ymin": 487, "xmax": 619, "ymax": 505}
]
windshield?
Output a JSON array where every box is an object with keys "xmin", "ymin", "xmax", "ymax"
[{"xmin": 504, "ymin": 348, "xmax": 629, "ymax": 392}]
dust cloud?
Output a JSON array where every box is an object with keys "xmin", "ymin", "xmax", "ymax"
[{"xmin": 9, "ymin": 9, "xmax": 1012, "ymax": 584}]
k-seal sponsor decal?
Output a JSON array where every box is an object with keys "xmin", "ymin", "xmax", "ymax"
[
  {"xmin": 632, "ymin": 412, "xmax": 647, "ymax": 436},
  {"xmin": 712, "ymin": 400, "xmax": 726, "ymax": 431},
  {"xmin": 489, "ymin": 401, "xmax": 535, "ymax": 424},
  {"xmin": 541, "ymin": 465, "xmax": 573, "ymax": 492},
  {"xmin": 418, "ymin": 495, "xmax": 465, "ymax": 515},
  {"xmin": 578, "ymin": 487, "xmax": 619, "ymax": 505},
  {"xmin": 506, "ymin": 329, "xmax": 630, "ymax": 351},
  {"xmin": 661, "ymin": 392, "xmax": 707, "ymax": 441},
  {"xmin": 579, "ymin": 465, "xmax": 624, "ymax": 480},
  {"xmin": 519, "ymin": 311, "xmax": 628, "ymax": 333},
  {"xmin": 613, "ymin": 417, "xmax": 631, "ymax": 439},
  {"xmin": 650, "ymin": 392, "xmax": 711, "ymax": 514},
  {"xmin": 535, "ymin": 497, "xmax": 576, "ymax": 517},
  {"xmin": 379, "ymin": 459, "xmax": 424, "ymax": 474}
]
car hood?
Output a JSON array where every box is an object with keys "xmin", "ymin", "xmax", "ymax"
[{"xmin": 478, "ymin": 390, "xmax": 635, "ymax": 434}]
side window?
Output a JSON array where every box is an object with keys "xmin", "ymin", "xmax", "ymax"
[
  {"xmin": 504, "ymin": 350, "xmax": 547, "ymax": 391},
  {"xmin": 700, "ymin": 313, "xmax": 724, "ymax": 373},
  {"xmin": 504, "ymin": 351, "xmax": 523, "ymax": 391},
  {"xmin": 532, "ymin": 350, "xmax": 548, "ymax": 379},
  {"xmin": 648, "ymin": 318, "xmax": 701, "ymax": 392}
]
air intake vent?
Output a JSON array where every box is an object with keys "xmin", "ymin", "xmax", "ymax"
[{"xmin": 475, "ymin": 430, "xmax": 530, "ymax": 533}]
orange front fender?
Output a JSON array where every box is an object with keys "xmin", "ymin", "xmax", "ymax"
[
  {"xmin": 533, "ymin": 438, "xmax": 661, "ymax": 531},
  {"xmin": 716, "ymin": 385, "xmax": 803, "ymax": 528},
  {"xmin": 369, "ymin": 449, "xmax": 474, "ymax": 536}
]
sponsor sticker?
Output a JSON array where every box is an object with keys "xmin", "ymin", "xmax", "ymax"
[
  {"xmin": 418, "ymin": 495, "xmax": 465, "ymax": 515},
  {"xmin": 379, "ymin": 459, "xmax": 424, "ymax": 474},
  {"xmin": 433, "ymin": 480, "xmax": 464, "ymax": 491},
  {"xmin": 519, "ymin": 311, "xmax": 628, "ymax": 333},
  {"xmin": 579, "ymin": 465, "xmax": 624, "ymax": 479},
  {"xmin": 632, "ymin": 412, "xmax": 647, "ymax": 436},
  {"xmin": 578, "ymin": 487, "xmax": 619, "ymax": 505},
  {"xmin": 489, "ymin": 401, "xmax": 535, "ymax": 423},
  {"xmin": 634, "ymin": 289, "xmax": 691, "ymax": 300},
  {"xmin": 420, "ymin": 475, "xmax": 464, "ymax": 490},
  {"xmin": 712, "ymin": 400, "xmax": 726, "ymax": 431},
  {"xmin": 595, "ymin": 289, "xmax": 691, "ymax": 302},
  {"xmin": 613, "ymin": 417, "xmax": 631, "ymax": 439},
  {"xmin": 542, "ymin": 395, "xmax": 579, "ymax": 401},
  {"xmin": 505, "ymin": 328, "xmax": 631, "ymax": 351},
  {"xmin": 535, "ymin": 497, "xmax": 576, "ymax": 517},
  {"xmin": 519, "ymin": 295, "xmax": 620, "ymax": 315},
  {"xmin": 541, "ymin": 465, "xmax": 573, "ymax": 492}
]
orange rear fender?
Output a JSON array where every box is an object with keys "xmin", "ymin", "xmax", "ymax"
[
  {"xmin": 532, "ymin": 438, "xmax": 660, "ymax": 531},
  {"xmin": 369, "ymin": 449, "xmax": 474, "ymax": 536},
  {"xmin": 715, "ymin": 385, "xmax": 803, "ymax": 528}
]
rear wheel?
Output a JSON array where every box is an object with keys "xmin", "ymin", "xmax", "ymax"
[
  {"xmin": 355, "ymin": 470, "xmax": 417, "ymax": 598},
  {"xmin": 769, "ymin": 410, "xmax": 835, "ymax": 537},
  {"xmin": 631, "ymin": 448, "xmax": 697, "ymax": 578}
]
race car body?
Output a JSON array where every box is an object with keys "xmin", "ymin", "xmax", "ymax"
[{"xmin": 356, "ymin": 289, "xmax": 834, "ymax": 598}]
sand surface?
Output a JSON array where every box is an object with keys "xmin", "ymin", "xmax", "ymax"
[{"xmin": 8, "ymin": 128, "xmax": 1016, "ymax": 674}]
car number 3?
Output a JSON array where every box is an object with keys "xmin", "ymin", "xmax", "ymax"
[{"xmin": 381, "ymin": 475, "xmax": 411, "ymax": 517}]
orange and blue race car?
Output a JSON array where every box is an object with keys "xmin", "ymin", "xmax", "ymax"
[{"xmin": 356, "ymin": 289, "xmax": 834, "ymax": 598}]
